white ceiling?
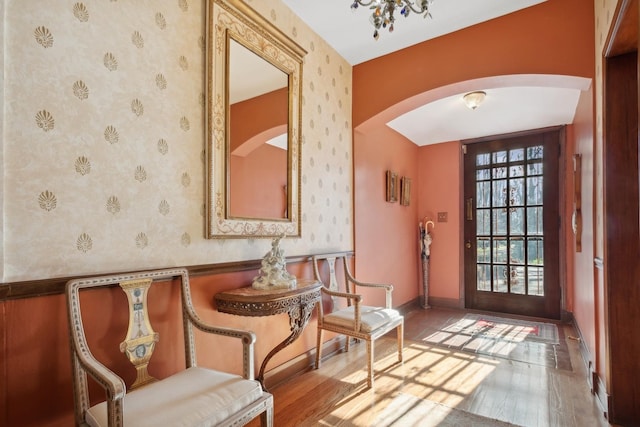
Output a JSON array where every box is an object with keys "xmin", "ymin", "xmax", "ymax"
[
  {"xmin": 279, "ymin": 0, "xmax": 591, "ymax": 146},
  {"xmin": 229, "ymin": 39, "xmax": 287, "ymax": 104},
  {"xmin": 282, "ymin": 0, "xmax": 546, "ymax": 66}
]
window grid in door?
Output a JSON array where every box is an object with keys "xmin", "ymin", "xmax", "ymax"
[{"xmin": 475, "ymin": 146, "xmax": 544, "ymax": 296}]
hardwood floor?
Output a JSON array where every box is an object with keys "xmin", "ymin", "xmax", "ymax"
[{"xmin": 249, "ymin": 307, "xmax": 610, "ymax": 427}]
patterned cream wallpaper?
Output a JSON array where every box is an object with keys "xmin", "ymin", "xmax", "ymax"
[{"xmin": 1, "ymin": 0, "xmax": 353, "ymax": 282}]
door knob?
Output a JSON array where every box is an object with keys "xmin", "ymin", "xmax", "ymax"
[{"xmin": 465, "ymin": 241, "xmax": 472, "ymax": 249}]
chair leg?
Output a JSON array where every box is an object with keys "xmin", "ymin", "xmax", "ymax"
[
  {"xmin": 397, "ymin": 322, "xmax": 404, "ymax": 362},
  {"xmin": 260, "ymin": 404, "xmax": 273, "ymax": 427},
  {"xmin": 345, "ymin": 335, "xmax": 350, "ymax": 352},
  {"xmin": 316, "ymin": 328, "xmax": 324, "ymax": 368},
  {"xmin": 366, "ymin": 339, "xmax": 374, "ymax": 388}
]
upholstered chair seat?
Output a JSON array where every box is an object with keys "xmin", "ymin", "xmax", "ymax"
[
  {"xmin": 85, "ymin": 367, "xmax": 264, "ymax": 427},
  {"xmin": 322, "ymin": 305, "xmax": 403, "ymax": 333}
]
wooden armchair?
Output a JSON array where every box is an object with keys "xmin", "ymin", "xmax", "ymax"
[
  {"xmin": 65, "ymin": 268, "xmax": 273, "ymax": 427},
  {"xmin": 312, "ymin": 254, "xmax": 404, "ymax": 388}
]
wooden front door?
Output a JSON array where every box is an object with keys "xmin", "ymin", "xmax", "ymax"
[{"xmin": 463, "ymin": 129, "xmax": 561, "ymax": 319}]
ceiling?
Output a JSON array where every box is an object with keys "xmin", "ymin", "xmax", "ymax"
[{"xmin": 280, "ymin": 0, "xmax": 591, "ymax": 146}]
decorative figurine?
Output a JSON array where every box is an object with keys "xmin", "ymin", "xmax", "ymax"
[{"xmin": 252, "ymin": 234, "xmax": 297, "ymax": 290}]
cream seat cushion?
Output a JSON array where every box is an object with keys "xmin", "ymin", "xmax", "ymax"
[
  {"xmin": 323, "ymin": 306, "xmax": 402, "ymax": 333},
  {"xmin": 86, "ymin": 367, "xmax": 264, "ymax": 427}
]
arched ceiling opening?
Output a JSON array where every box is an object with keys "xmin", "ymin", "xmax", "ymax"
[
  {"xmin": 357, "ymin": 74, "xmax": 591, "ymax": 146},
  {"xmin": 232, "ymin": 124, "xmax": 288, "ymax": 157}
]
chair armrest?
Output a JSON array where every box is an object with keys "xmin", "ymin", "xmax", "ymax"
[
  {"xmin": 348, "ymin": 278, "xmax": 393, "ymax": 308},
  {"xmin": 189, "ymin": 316, "xmax": 256, "ymax": 344},
  {"xmin": 342, "ymin": 258, "xmax": 394, "ymax": 308},
  {"xmin": 75, "ymin": 349, "xmax": 126, "ymax": 401},
  {"xmin": 67, "ymin": 278, "xmax": 126, "ymax": 403},
  {"xmin": 350, "ymin": 278, "xmax": 393, "ymax": 291},
  {"xmin": 186, "ymin": 313, "xmax": 257, "ymax": 380},
  {"xmin": 320, "ymin": 286, "xmax": 363, "ymax": 303}
]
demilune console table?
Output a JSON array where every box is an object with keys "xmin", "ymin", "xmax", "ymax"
[{"xmin": 214, "ymin": 279, "xmax": 322, "ymax": 389}]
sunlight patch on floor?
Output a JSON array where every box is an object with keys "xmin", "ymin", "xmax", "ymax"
[
  {"xmin": 317, "ymin": 340, "xmax": 503, "ymax": 426},
  {"xmin": 374, "ymin": 393, "xmax": 453, "ymax": 426}
]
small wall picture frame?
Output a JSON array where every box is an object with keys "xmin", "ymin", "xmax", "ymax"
[
  {"xmin": 400, "ymin": 177, "xmax": 411, "ymax": 206},
  {"xmin": 386, "ymin": 170, "xmax": 398, "ymax": 202}
]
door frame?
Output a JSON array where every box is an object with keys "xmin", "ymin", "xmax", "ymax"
[
  {"xmin": 600, "ymin": 0, "xmax": 640, "ymax": 421},
  {"xmin": 461, "ymin": 126, "xmax": 567, "ymax": 320}
]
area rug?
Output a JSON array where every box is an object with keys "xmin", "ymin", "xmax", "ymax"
[{"xmin": 422, "ymin": 313, "xmax": 571, "ymax": 371}]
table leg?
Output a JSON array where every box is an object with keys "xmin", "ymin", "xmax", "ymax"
[{"xmin": 257, "ymin": 294, "xmax": 318, "ymax": 390}]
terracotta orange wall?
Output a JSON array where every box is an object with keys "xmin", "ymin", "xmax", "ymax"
[
  {"xmin": 417, "ymin": 141, "xmax": 462, "ymax": 304},
  {"xmin": 353, "ymin": 0, "xmax": 595, "ymax": 127},
  {"xmin": 0, "ymin": 263, "xmax": 318, "ymax": 427},
  {"xmin": 230, "ymin": 88, "xmax": 288, "ymax": 152},
  {"xmin": 0, "ymin": 303, "xmax": 5, "ymax": 426},
  {"xmin": 353, "ymin": 127, "xmax": 419, "ymax": 307},
  {"xmin": 228, "ymin": 87, "xmax": 289, "ymax": 219},
  {"xmin": 3, "ymin": 295, "xmax": 74, "ymax": 426},
  {"xmin": 572, "ymin": 87, "xmax": 599, "ymax": 374},
  {"xmin": 230, "ymin": 144, "xmax": 287, "ymax": 219}
]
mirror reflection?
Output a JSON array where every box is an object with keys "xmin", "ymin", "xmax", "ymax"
[{"xmin": 228, "ymin": 39, "xmax": 289, "ymax": 220}]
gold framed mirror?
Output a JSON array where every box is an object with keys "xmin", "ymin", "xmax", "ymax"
[{"xmin": 205, "ymin": 0, "xmax": 306, "ymax": 239}]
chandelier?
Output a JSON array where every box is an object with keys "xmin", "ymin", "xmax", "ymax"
[{"xmin": 350, "ymin": 0, "xmax": 434, "ymax": 40}]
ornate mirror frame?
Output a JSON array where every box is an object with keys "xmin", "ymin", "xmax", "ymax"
[{"xmin": 205, "ymin": 0, "xmax": 306, "ymax": 239}]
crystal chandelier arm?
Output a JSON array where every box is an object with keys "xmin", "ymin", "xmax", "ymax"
[
  {"xmin": 353, "ymin": 0, "xmax": 378, "ymax": 6},
  {"xmin": 404, "ymin": 0, "xmax": 433, "ymax": 15},
  {"xmin": 351, "ymin": 0, "xmax": 435, "ymax": 39}
]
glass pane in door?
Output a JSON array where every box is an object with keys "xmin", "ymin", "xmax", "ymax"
[{"xmin": 474, "ymin": 145, "xmax": 545, "ymax": 296}]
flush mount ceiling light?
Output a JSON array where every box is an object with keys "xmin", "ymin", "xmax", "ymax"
[
  {"xmin": 350, "ymin": 0, "xmax": 434, "ymax": 40},
  {"xmin": 463, "ymin": 91, "xmax": 486, "ymax": 110}
]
